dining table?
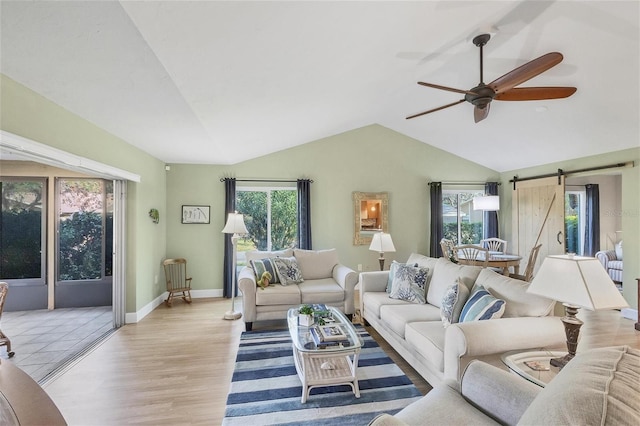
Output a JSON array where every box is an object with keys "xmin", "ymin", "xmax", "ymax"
[{"xmin": 457, "ymin": 251, "xmax": 522, "ymax": 276}]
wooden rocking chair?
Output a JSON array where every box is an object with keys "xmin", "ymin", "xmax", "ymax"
[
  {"xmin": 0, "ymin": 282, "xmax": 15, "ymax": 357},
  {"xmin": 162, "ymin": 258, "xmax": 193, "ymax": 307}
]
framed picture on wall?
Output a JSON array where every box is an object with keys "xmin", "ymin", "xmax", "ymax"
[{"xmin": 182, "ymin": 205, "xmax": 210, "ymax": 224}]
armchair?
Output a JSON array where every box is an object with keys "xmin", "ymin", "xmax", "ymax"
[{"xmin": 595, "ymin": 243, "xmax": 623, "ymax": 283}]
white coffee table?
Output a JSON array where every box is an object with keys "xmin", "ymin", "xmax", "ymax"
[{"xmin": 287, "ymin": 306, "xmax": 363, "ymax": 403}]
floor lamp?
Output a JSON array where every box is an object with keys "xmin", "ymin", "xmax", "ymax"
[{"xmin": 222, "ymin": 212, "xmax": 248, "ymax": 320}]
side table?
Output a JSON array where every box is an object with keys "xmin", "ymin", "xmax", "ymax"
[{"xmin": 501, "ymin": 350, "xmax": 565, "ymax": 388}]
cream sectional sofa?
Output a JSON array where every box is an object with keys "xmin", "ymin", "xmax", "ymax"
[
  {"xmin": 360, "ymin": 254, "xmax": 566, "ymax": 386},
  {"xmin": 238, "ymin": 248, "xmax": 358, "ymax": 331}
]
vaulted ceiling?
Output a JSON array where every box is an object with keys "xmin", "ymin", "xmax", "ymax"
[{"xmin": 1, "ymin": 1, "xmax": 638, "ymax": 172}]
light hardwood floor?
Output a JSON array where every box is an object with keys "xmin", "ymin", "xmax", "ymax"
[{"xmin": 43, "ymin": 297, "xmax": 639, "ymax": 425}]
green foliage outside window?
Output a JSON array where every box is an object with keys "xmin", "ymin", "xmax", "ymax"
[
  {"xmin": 443, "ymin": 222, "xmax": 482, "ymax": 245},
  {"xmin": 58, "ymin": 211, "xmax": 103, "ymax": 280}
]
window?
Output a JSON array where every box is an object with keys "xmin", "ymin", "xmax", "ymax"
[
  {"xmin": 0, "ymin": 178, "xmax": 46, "ymax": 282},
  {"xmin": 565, "ymin": 190, "xmax": 586, "ymax": 255},
  {"xmin": 236, "ymin": 186, "xmax": 297, "ymax": 265},
  {"xmin": 442, "ymin": 189, "xmax": 485, "ymax": 245},
  {"xmin": 57, "ymin": 179, "xmax": 113, "ymax": 281}
]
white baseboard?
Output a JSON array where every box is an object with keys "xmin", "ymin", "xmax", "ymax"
[
  {"xmin": 621, "ymin": 308, "xmax": 638, "ymax": 322},
  {"xmin": 125, "ymin": 289, "xmax": 225, "ymax": 323}
]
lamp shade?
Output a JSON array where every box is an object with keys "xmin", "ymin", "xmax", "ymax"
[
  {"xmin": 527, "ymin": 255, "xmax": 629, "ymax": 310},
  {"xmin": 473, "ymin": 195, "xmax": 500, "ymax": 211},
  {"xmin": 369, "ymin": 232, "xmax": 396, "ymax": 253},
  {"xmin": 222, "ymin": 212, "xmax": 248, "ymax": 234}
]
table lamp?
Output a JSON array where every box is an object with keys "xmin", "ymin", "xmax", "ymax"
[
  {"xmin": 369, "ymin": 232, "xmax": 396, "ymax": 271},
  {"xmin": 527, "ymin": 254, "xmax": 629, "ymax": 368},
  {"xmin": 222, "ymin": 212, "xmax": 248, "ymax": 320}
]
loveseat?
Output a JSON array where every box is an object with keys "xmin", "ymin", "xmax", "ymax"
[
  {"xmin": 369, "ymin": 345, "xmax": 640, "ymax": 426},
  {"xmin": 238, "ymin": 248, "xmax": 358, "ymax": 331},
  {"xmin": 596, "ymin": 241, "xmax": 623, "ymax": 283},
  {"xmin": 360, "ymin": 254, "xmax": 566, "ymax": 386}
]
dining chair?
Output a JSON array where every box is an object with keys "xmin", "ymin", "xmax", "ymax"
[
  {"xmin": 0, "ymin": 282, "xmax": 15, "ymax": 358},
  {"xmin": 510, "ymin": 244, "xmax": 542, "ymax": 282},
  {"xmin": 455, "ymin": 244, "xmax": 489, "ymax": 268},
  {"xmin": 162, "ymin": 258, "xmax": 193, "ymax": 307},
  {"xmin": 440, "ymin": 238, "xmax": 457, "ymax": 262},
  {"xmin": 480, "ymin": 238, "xmax": 507, "ymax": 253}
]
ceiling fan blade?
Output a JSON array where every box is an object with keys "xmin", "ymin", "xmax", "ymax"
[
  {"xmin": 489, "ymin": 52, "xmax": 564, "ymax": 94},
  {"xmin": 495, "ymin": 87, "xmax": 577, "ymax": 101},
  {"xmin": 418, "ymin": 82, "xmax": 478, "ymax": 96},
  {"xmin": 474, "ymin": 104, "xmax": 490, "ymax": 123},
  {"xmin": 406, "ymin": 99, "xmax": 465, "ymax": 120}
]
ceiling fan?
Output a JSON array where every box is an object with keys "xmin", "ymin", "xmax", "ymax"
[{"xmin": 406, "ymin": 34, "xmax": 577, "ymax": 123}]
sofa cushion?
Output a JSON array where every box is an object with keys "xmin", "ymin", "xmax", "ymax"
[
  {"xmin": 379, "ymin": 304, "xmax": 441, "ymax": 338},
  {"xmin": 255, "ymin": 283, "xmax": 301, "ymax": 306},
  {"xmin": 293, "ymin": 248, "xmax": 339, "ymax": 280},
  {"xmin": 272, "ymin": 256, "xmax": 304, "ymax": 285},
  {"xmin": 389, "ymin": 264, "xmax": 429, "ymax": 304},
  {"xmin": 249, "ymin": 258, "xmax": 280, "ymax": 284},
  {"xmin": 362, "ymin": 292, "xmax": 410, "ymax": 319},
  {"xmin": 459, "ymin": 286, "xmax": 505, "ymax": 322},
  {"xmin": 615, "ymin": 240, "xmax": 623, "ymax": 260},
  {"xmin": 440, "ymin": 279, "xmax": 470, "ymax": 326},
  {"xmin": 475, "ymin": 269, "xmax": 554, "ymax": 318},
  {"xmin": 298, "ymin": 278, "xmax": 345, "ymax": 304},
  {"xmin": 245, "ymin": 248, "xmax": 294, "ymax": 263},
  {"xmin": 405, "ymin": 321, "xmax": 447, "ymax": 373},
  {"xmin": 519, "ymin": 346, "xmax": 640, "ymax": 426},
  {"xmin": 427, "ymin": 258, "xmax": 482, "ymax": 308}
]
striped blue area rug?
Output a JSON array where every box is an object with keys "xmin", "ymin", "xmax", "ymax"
[{"xmin": 222, "ymin": 326, "xmax": 423, "ymax": 425}]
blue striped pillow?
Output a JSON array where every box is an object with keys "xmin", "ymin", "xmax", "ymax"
[
  {"xmin": 250, "ymin": 258, "xmax": 279, "ymax": 284},
  {"xmin": 459, "ymin": 286, "xmax": 505, "ymax": 322}
]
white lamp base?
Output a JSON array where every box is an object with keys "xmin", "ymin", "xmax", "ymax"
[{"xmin": 224, "ymin": 310, "xmax": 242, "ymax": 320}]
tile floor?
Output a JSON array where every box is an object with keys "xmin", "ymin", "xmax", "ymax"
[{"xmin": 0, "ymin": 306, "xmax": 114, "ymax": 383}]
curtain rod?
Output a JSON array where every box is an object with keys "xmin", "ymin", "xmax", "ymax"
[
  {"xmin": 428, "ymin": 181, "xmax": 501, "ymax": 186},
  {"xmin": 509, "ymin": 161, "xmax": 632, "ymax": 187},
  {"xmin": 220, "ymin": 178, "xmax": 313, "ymax": 183}
]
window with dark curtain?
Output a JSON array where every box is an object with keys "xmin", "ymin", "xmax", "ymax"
[
  {"xmin": 297, "ymin": 179, "xmax": 312, "ymax": 250},
  {"xmin": 429, "ymin": 182, "xmax": 443, "ymax": 257},
  {"xmin": 584, "ymin": 183, "xmax": 600, "ymax": 256},
  {"xmin": 484, "ymin": 182, "xmax": 499, "ymax": 239},
  {"xmin": 223, "ymin": 178, "xmax": 236, "ymax": 298}
]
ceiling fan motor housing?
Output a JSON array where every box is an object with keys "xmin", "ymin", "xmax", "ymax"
[{"xmin": 466, "ymin": 84, "xmax": 495, "ymax": 109}]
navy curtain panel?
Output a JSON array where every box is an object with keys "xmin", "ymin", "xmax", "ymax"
[
  {"xmin": 584, "ymin": 183, "xmax": 600, "ymax": 256},
  {"xmin": 484, "ymin": 182, "xmax": 499, "ymax": 239},
  {"xmin": 429, "ymin": 182, "xmax": 443, "ymax": 257},
  {"xmin": 223, "ymin": 178, "xmax": 237, "ymax": 298},
  {"xmin": 297, "ymin": 179, "xmax": 312, "ymax": 250}
]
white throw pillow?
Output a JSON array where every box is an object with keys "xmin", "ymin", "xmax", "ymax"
[
  {"xmin": 615, "ymin": 241, "xmax": 623, "ymax": 260},
  {"xmin": 440, "ymin": 279, "xmax": 470, "ymax": 327},
  {"xmin": 272, "ymin": 257, "xmax": 304, "ymax": 285}
]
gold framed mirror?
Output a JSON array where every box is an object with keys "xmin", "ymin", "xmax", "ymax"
[{"xmin": 353, "ymin": 191, "xmax": 389, "ymax": 245}]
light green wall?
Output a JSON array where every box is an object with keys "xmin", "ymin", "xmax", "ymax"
[
  {"xmin": 499, "ymin": 148, "xmax": 640, "ymax": 309},
  {"xmin": 1, "ymin": 74, "xmax": 167, "ymax": 313},
  {"xmin": 166, "ymin": 124, "xmax": 499, "ymax": 290}
]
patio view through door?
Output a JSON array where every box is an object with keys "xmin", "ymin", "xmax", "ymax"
[{"xmin": 512, "ymin": 176, "xmax": 566, "ymax": 276}]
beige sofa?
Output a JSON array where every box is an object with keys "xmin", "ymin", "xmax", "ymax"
[
  {"xmin": 360, "ymin": 254, "xmax": 566, "ymax": 386},
  {"xmin": 238, "ymin": 248, "xmax": 358, "ymax": 331},
  {"xmin": 370, "ymin": 346, "xmax": 640, "ymax": 426}
]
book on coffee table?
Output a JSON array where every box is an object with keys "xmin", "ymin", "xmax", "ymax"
[{"xmin": 318, "ymin": 325, "xmax": 348, "ymax": 342}]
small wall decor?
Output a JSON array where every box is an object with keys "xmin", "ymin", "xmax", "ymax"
[
  {"xmin": 148, "ymin": 208, "xmax": 160, "ymax": 224},
  {"xmin": 182, "ymin": 205, "xmax": 210, "ymax": 224}
]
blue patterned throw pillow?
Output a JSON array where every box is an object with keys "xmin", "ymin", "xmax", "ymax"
[
  {"xmin": 389, "ymin": 264, "xmax": 429, "ymax": 304},
  {"xmin": 459, "ymin": 285, "xmax": 505, "ymax": 322},
  {"xmin": 440, "ymin": 279, "xmax": 470, "ymax": 327},
  {"xmin": 272, "ymin": 257, "xmax": 304, "ymax": 285},
  {"xmin": 250, "ymin": 258, "xmax": 279, "ymax": 284}
]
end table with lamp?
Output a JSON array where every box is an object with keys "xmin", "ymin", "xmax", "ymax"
[{"xmin": 526, "ymin": 254, "xmax": 629, "ymax": 368}]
